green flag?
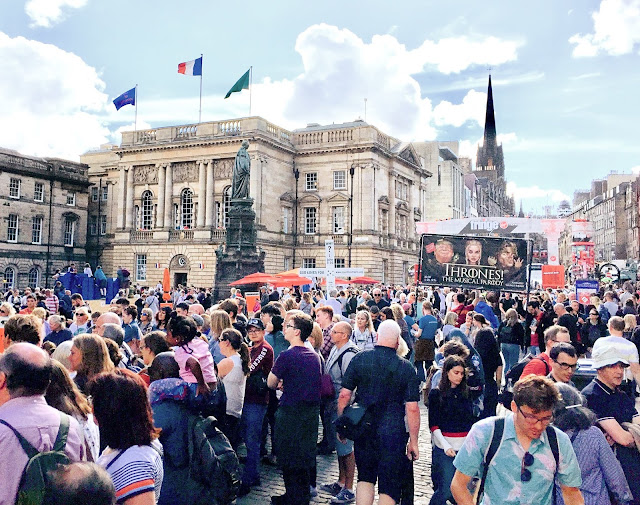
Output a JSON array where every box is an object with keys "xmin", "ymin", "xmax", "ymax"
[{"xmin": 224, "ymin": 69, "xmax": 250, "ymax": 99}]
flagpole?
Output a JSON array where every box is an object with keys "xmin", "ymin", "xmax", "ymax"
[
  {"xmin": 198, "ymin": 54, "xmax": 203, "ymax": 124},
  {"xmin": 135, "ymin": 84, "xmax": 138, "ymax": 133},
  {"xmin": 249, "ymin": 66, "xmax": 252, "ymax": 116}
]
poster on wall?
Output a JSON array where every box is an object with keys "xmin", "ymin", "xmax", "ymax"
[
  {"xmin": 575, "ymin": 279, "xmax": 600, "ymax": 305},
  {"xmin": 419, "ymin": 234, "xmax": 531, "ymax": 291}
]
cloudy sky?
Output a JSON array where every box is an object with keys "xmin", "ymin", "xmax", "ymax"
[{"xmin": 1, "ymin": 0, "xmax": 639, "ymax": 213}]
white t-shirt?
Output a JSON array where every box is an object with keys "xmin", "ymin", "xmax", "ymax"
[{"xmin": 222, "ymin": 354, "xmax": 247, "ymax": 418}]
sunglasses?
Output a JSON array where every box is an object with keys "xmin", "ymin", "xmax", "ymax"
[{"xmin": 521, "ymin": 451, "xmax": 534, "ymax": 482}]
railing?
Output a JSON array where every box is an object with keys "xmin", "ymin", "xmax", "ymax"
[
  {"xmin": 137, "ymin": 130, "xmax": 157, "ymax": 143},
  {"xmin": 175, "ymin": 125, "xmax": 197, "ymax": 139},
  {"xmin": 332, "ymin": 234, "xmax": 345, "ymax": 244},
  {"xmin": 376, "ymin": 131, "xmax": 391, "ymax": 150},
  {"xmin": 266, "ymin": 122, "xmax": 292, "ymax": 143},
  {"xmin": 303, "ymin": 235, "xmax": 316, "ymax": 244},
  {"xmin": 211, "ymin": 229, "xmax": 226, "ymax": 241},
  {"xmin": 326, "ymin": 129, "xmax": 353, "ymax": 142},
  {"xmin": 217, "ymin": 121, "xmax": 242, "ymax": 136},
  {"xmin": 169, "ymin": 230, "xmax": 194, "ymax": 241},
  {"xmin": 379, "ymin": 236, "xmax": 389, "ymax": 247},
  {"xmin": 130, "ymin": 230, "xmax": 153, "ymax": 242}
]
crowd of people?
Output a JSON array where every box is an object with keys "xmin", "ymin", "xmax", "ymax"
[{"xmin": 2, "ymin": 278, "xmax": 640, "ymax": 505}]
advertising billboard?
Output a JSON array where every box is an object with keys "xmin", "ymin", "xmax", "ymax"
[{"xmin": 419, "ymin": 234, "xmax": 530, "ymax": 291}]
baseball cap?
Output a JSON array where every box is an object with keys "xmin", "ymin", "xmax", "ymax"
[
  {"xmin": 246, "ymin": 318, "xmax": 265, "ymax": 330},
  {"xmin": 191, "ymin": 314, "xmax": 204, "ymax": 327},
  {"xmin": 592, "ymin": 342, "xmax": 630, "ymax": 369}
]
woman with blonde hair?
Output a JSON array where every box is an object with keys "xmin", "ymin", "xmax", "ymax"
[
  {"xmin": 69, "ymin": 333, "xmax": 115, "ymax": 394},
  {"xmin": 32, "ymin": 306, "xmax": 50, "ymax": 338},
  {"xmin": 442, "ymin": 311, "xmax": 459, "ymax": 339},
  {"xmin": 208, "ymin": 309, "xmax": 232, "ymax": 363},
  {"xmin": 497, "ymin": 308, "xmax": 525, "ymax": 372},
  {"xmin": 283, "ymin": 297, "xmax": 298, "ymax": 312},
  {"xmin": 299, "ymin": 291, "xmax": 314, "ymax": 316},
  {"xmin": 623, "ymin": 314, "xmax": 636, "ymax": 340},
  {"xmin": 352, "ymin": 310, "xmax": 376, "ymax": 350}
]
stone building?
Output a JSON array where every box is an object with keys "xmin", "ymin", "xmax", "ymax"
[
  {"xmin": 0, "ymin": 148, "xmax": 89, "ymax": 290},
  {"xmin": 81, "ymin": 117, "xmax": 432, "ymax": 289}
]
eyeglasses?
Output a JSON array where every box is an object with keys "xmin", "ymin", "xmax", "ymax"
[
  {"xmin": 331, "ymin": 330, "xmax": 346, "ymax": 335},
  {"xmin": 589, "ymin": 313, "xmax": 598, "ymax": 316},
  {"xmin": 285, "ymin": 324, "xmax": 296, "ymax": 329},
  {"xmin": 247, "ymin": 329, "xmax": 262, "ymax": 335},
  {"xmin": 553, "ymin": 359, "xmax": 578, "ymax": 371},
  {"xmin": 517, "ymin": 406, "xmax": 553, "ymax": 426},
  {"xmin": 520, "ymin": 451, "xmax": 534, "ymax": 482},
  {"xmin": 373, "ymin": 294, "xmax": 381, "ymax": 297}
]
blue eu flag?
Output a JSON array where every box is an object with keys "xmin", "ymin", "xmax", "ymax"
[{"xmin": 113, "ymin": 87, "xmax": 136, "ymax": 111}]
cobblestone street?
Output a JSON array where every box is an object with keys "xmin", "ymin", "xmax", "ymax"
[{"xmin": 238, "ymin": 404, "xmax": 434, "ymax": 505}]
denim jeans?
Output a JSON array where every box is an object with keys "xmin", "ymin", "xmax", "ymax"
[
  {"xmin": 241, "ymin": 402, "xmax": 268, "ymax": 485},
  {"xmin": 501, "ymin": 343, "xmax": 521, "ymax": 373},
  {"xmin": 528, "ymin": 345, "xmax": 540, "ymax": 356},
  {"xmin": 429, "ymin": 446, "xmax": 456, "ymax": 505}
]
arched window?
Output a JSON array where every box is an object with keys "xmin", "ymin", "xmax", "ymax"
[
  {"xmin": 3, "ymin": 266, "xmax": 16, "ymax": 289},
  {"xmin": 180, "ymin": 189, "xmax": 194, "ymax": 229},
  {"xmin": 223, "ymin": 186, "xmax": 231, "ymax": 229},
  {"xmin": 141, "ymin": 191, "xmax": 153, "ymax": 230},
  {"xmin": 28, "ymin": 267, "xmax": 39, "ymax": 288}
]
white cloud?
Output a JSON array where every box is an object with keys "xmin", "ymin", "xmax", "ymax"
[
  {"xmin": 432, "ymin": 89, "xmax": 486, "ymax": 127},
  {"xmin": 569, "ymin": 0, "xmax": 640, "ymax": 57},
  {"xmin": 25, "ymin": 0, "xmax": 88, "ymax": 28},
  {"xmin": 506, "ymin": 181, "xmax": 570, "ymax": 204},
  {"xmin": 632, "ymin": 165, "xmax": 640, "ymax": 174},
  {"xmin": 0, "ymin": 32, "xmax": 110, "ymax": 160}
]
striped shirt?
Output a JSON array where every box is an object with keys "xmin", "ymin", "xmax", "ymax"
[{"xmin": 97, "ymin": 441, "xmax": 164, "ymax": 504}]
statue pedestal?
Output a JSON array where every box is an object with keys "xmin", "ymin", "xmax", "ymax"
[{"xmin": 214, "ymin": 197, "xmax": 265, "ymax": 301}]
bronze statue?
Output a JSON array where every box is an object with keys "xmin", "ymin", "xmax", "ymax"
[{"xmin": 231, "ymin": 140, "xmax": 251, "ymax": 199}]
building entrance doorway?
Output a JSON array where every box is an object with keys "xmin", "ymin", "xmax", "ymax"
[{"xmin": 174, "ymin": 272, "xmax": 187, "ymax": 288}]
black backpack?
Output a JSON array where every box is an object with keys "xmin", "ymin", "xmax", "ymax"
[
  {"xmin": 499, "ymin": 354, "xmax": 550, "ymax": 409},
  {"xmin": 187, "ymin": 414, "xmax": 241, "ymax": 505},
  {"xmin": 0, "ymin": 413, "xmax": 70, "ymax": 505}
]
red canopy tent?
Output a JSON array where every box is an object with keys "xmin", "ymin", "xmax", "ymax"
[
  {"xmin": 229, "ymin": 273, "xmax": 278, "ymax": 286},
  {"xmin": 270, "ymin": 275, "xmax": 313, "ymax": 288},
  {"xmin": 349, "ymin": 276, "xmax": 380, "ymax": 285}
]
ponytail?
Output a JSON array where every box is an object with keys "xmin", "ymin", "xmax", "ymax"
[{"xmin": 240, "ymin": 342, "xmax": 250, "ymax": 375}]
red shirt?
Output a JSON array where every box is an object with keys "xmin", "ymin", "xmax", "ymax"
[{"xmin": 521, "ymin": 352, "xmax": 552, "ymax": 377}]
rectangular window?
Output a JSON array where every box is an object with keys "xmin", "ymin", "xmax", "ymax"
[
  {"xmin": 64, "ymin": 219, "xmax": 75, "ymax": 247},
  {"xmin": 31, "ymin": 217, "xmax": 42, "ymax": 244},
  {"xmin": 284, "ymin": 257, "xmax": 291, "ymax": 271},
  {"xmin": 333, "ymin": 170, "xmax": 346, "ymax": 190},
  {"xmin": 305, "ymin": 172, "xmax": 318, "ymax": 191},
  {"xmin": 100, "ymin": 215, "xmax": 107, "ymax": 235},
  {"xmin": 101, "ymin": 185, "xmax": 108, "ymax": 201},
  {"xmin": 136, "ymin": 254, "xmax": 147, "ymax": 281},
  {"xmin": 335, "ymin": 258, "xmax": 345, "ymax": 269},
  {"xmin": 282, "ymin": 207, "xmax": 291, "ymax": 233},
  {"xmin": 7, "ymin": 214, "xmax": 18, "ymax": 242},
  {"xmin": 66, "ymin": 193, "xmax": 76, "ymax": 206},
  {"xmin": 91, "ymin": 187, "xmax": 98, "ymax": 202},
  {"xmin": 332, "ymin": 206, "xmax": 345, "ymax": 233},
  {"xmin": 9, "ymin": 178, "xmax": 20, "ymax": 199},
  {"xmin": 304, "ymin": 207, "xmax": 317, "ymax": 234},
  {"xmin": 302, "ymin": 258, "xmax": 316, "ymax": 268},
  {"xmin": 34, "ymin": 182, "xmax": 44, "ymax": 202},
  {"xmin": 89, "ymin": 216, "xmax": 98, "ymax": 236}
]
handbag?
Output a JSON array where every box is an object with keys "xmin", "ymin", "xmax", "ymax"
[
  {"xmin": 320, "ymin": 373, "xmax": 336, "ymax": 399},
  {"xmin": 246, "ymin": 370, "xmax": 269, "ymax": 396},
  {"xmin": 334, "ymin": 402, "xmax": 375, "ymax": 441}
]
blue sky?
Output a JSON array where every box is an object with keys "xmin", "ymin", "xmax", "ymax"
[{"xmin": 1, "ymin": 0, "xmax": 639, "ymax": 213}]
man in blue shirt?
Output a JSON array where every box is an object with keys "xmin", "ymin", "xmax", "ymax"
[
  {"xmin": 451, "ymin": 375, "xmax": 584, "ymax": 505},
  {"xmin": 414, "ymin": 301, "xmax": 439, "ymax": 382}
]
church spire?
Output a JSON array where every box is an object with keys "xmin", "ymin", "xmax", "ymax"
[
  {"xmin": 483, "ymin": 75, "xmax": 497, "ymax": 150},
  {"xmin": 518, "ymin": 200, "xmax": 525, "ymax": 218}
]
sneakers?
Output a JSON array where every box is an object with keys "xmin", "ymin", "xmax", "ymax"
[
  {"xmin": 331, "ymin": 488, "xmax": 356, "ymax": 504},
  {"xmin": 319, "ymin": 482, "xmax": 343, "ymax": 496}
]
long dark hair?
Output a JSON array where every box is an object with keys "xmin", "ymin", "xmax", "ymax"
[
  {"xmin": 438, "ymin": 355, "xmax": 468, "ymax": 397},
  {"xmin": 220, "ymin": 328, "xmax": 250, "ymax": 375},
  {"xmin": 155, "ymin": 306, "xmax": 172, "ymax": 329},
  {"xmin": 89, "ymin": 369, "xmax": 159, "ymax": 449},
  {"xmin": 45, "ymin": 360, "xmax": 91, "ymax": 420}
]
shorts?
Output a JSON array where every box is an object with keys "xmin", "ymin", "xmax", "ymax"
[
  {"xmin": 328, "ymin": 399, "xmax": 354, "ymax": 457},
  {"xmin": 354, "ymin": 422, "xmax": 408, "ymax": 502}
]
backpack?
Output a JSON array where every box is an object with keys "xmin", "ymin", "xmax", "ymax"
[
  {"xmin": 499, "ymin": 354, "xmax": 550, "ymax": 408},
  {"xmin": 497, "ymin": 323, "xmax": 515, "ymax": 345},
  {"xmin": 476, "ymin": 418, "xmax": 559, "ymax": 504},
  {"xmin": 187, "ymin": 414, "xmax": 241, "ymax": 505},
  {"xmin": 0, "ymin": 413, "xmax": 70, "ymax": 505},
  {"xmin": 598, "ymin": 304, "xmax": 611, "ymax": 325}
]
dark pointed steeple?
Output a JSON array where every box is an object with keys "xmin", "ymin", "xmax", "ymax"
[
  {"xmin": 483, "ymin": 75, "xmax": 497, "ymax": 150},
  {"xmin": 476, "ymin": 74, "xmax": 505, "ymax": 180},
  {"xmin": 518, "ymin": 200, "xmax": 524, "ymax": 218}
]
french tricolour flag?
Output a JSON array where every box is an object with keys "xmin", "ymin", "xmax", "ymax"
[{"xmin": 178, "ymin": 56, "xmax": 203, "ymax": 76}]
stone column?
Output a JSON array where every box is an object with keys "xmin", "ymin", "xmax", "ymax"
[
  {"xmin": 156, "ymin": 164, "xmax": 166, "ymax": 228},
  {"xmin": 164, "ymin": 163, "xmax": 173, "ymax": 228},
  {"xmin": 197, "ymin": 160, "xmax": 206, "ymax": 228},
  {"xmin": 205, "ymin": 160, "xmax": 214, "ymax": 227},
  {"xmin": 124, "ymin": 166, "xmax": 134, "ymax": 230},
  {"xmin": 117, "ymin": 167, "xmax": 126, "ymax": 229}
]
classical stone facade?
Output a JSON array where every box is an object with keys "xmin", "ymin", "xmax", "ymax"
[
  {"xmin": 81, "ymin": 117, "xmax": 432, "ymax": 289},
  {"xmin": 0, "ymin": 148, "xmax": 89, "ymax": 290}
]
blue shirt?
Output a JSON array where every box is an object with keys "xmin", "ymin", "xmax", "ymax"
[
  {"xmin": 418, "ymin": 314, "xmax": 438, "ymax": 340},
  {"xmin": 453, "ymin": 414, "xmax": 581, "ymax": 505},
  {"xmin": 122, "ymin": 321, "xmax": 142, "ymax": 343}
]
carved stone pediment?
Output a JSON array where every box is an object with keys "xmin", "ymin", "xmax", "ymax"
[
  {"xmin": 214, "ymin": 159, "xmax": 233, "ymax": 179},
  {"xmin": 172, "ymin": 162, "xmax": 198, "ymax": 182},
  {"xmin": 133, "ymin": 164, "xmax": 158, "ymax": 184}
]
